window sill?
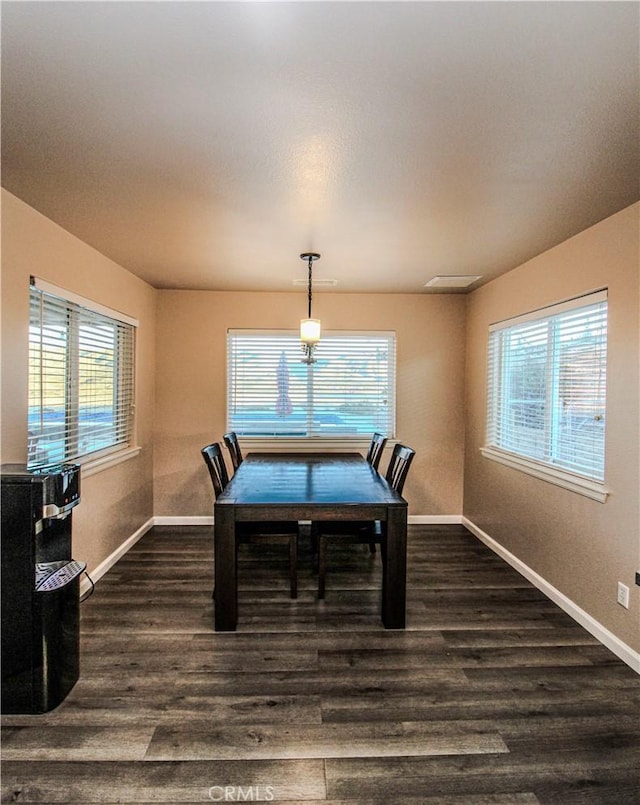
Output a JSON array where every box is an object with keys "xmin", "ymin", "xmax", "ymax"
[
  {"xmin": 480, "ymin": 446, "xmax": 609, "ymax": 503},
  {"xmin": 79, "ymin": 446, "xmax": 142, "ymax": 478}
]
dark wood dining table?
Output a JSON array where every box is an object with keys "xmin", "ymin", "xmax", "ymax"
[{"xmin": 213, "ymin": 452, "xmax": 408, "ymax": 631}]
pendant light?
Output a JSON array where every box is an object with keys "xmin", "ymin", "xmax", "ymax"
[{"xmin": 300, "ymin": 252, "xmax": 321, "ymax": 364}]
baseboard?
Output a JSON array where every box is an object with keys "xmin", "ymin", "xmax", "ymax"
[
  {"xmin": 462, "ymin": 516, "xmax": 640, "ymax": 675},
  {"xmin": 409, "ymin": 514, "xmax": 463, "ymax": 524},
  {"xmin": 153, "ymin": 515, "xmax": 213, "ymax": 526},
  {"xmin": 152, "ymin": 514, "xmax": 462, "ymax": 526},
  {"xmin": 80, "ymin": 517, "xmax": 154, "ymax": 597}
]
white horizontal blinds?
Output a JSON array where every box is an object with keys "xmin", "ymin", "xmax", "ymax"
[
  {"xmin": 227, "ymin": 331, "xmax": 395, "ymax": 437},
  {"xmin": 487, "ymin": 291, "xmax": 607, "ymax": 480},
  {"xmin": 227, "ymin": 334, "xmax": 310, "ymax": 436},
  {"xmin": 28, "ymin": 283, "xmax": 135, "ymax": 469},
  {"xmin": 552, "ymin": 301, "xmax": 607, "ymax": 477},
  {"xmin": 309, "ymin": 335, "xmax": 394, "ymax": 436},
  {"xmin": 487, "ymin": 319, "xmax": 550, "ymax": 460},
  {"xmin": 76, "ymin": 307, "xmax": 135, "ymax": 456},
  {"xmin": 29, "ymin": 289, "xmax": 69, "ymax": 466}
]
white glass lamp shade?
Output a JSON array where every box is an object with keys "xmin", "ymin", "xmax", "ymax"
[{"xmin": 300, "ymin": 318, "xmax": 321, "ymax": 345}]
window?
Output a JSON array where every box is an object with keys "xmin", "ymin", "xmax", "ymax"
[
  {"xmin": 484, "ymin": 290, "xmax": 608, "ymax": 499},
  {"xmin": 28, "ymin": 278, "xmax": 137, "ymax": 469},
  {"xmin": 227, "ymin": 330, "xmax": 395, "ymax": 438}
]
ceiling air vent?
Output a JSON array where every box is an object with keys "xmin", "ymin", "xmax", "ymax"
[{"xmin": 424, "ymin": 275, "xmax": 482, "ymax": 289}]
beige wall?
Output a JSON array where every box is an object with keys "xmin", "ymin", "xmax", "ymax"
[
  {"xmin": 464, "ymin": 203, "xmax": 640, "ymax": 652},
  {"xmin": 1, "ymin": 190, "xmax": 156, "ymax": 574},
  {"xmin": 154, "ymin": 290, "xmax": 467, "ymax": 518}
]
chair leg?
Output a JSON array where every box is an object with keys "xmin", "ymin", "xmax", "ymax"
[
  {"xmin": 368, "ymin": 541, "xmax": 376, "ymax": 554},
  {"xmin": 289, "ymin": 535, "xmax": 298, "ymax": 599},
  {"xmin": 309, "ymin": 522, "xmax": 319, "ymax": 571},
  {"xmin": 318, "ymin": 536, "xmax": 327, "ymax": 599}
]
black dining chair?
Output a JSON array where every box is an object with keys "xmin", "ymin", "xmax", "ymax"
[
  {"xmin": 223, "ymin": 431, "xmax": 243, "ymax": 472},
  {"xmin": 365, "ymin": 432, "xmax": 387, "ymax": 471},
  {"xmin": 353, "ymin": 432, "xmax": 387, "ymax": 552},
  {"xmin": 310, "ymin": 432, "xmax": 387, "ymax": 554},
  {"xmin": 201, "ymin": 441, "xmax": 230, "ymax": 494},
  {"xmin": 201, "ymin": 443, "xmax": 300, "ymax": 598},
  {"xmin": 316, "ymin": 442, "xmax": 415, "ymax": 599}
]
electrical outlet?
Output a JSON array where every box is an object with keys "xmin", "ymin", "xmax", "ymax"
[{"xmin": 617, "ymin": 582, "xmax": 630, "ymax": 609}]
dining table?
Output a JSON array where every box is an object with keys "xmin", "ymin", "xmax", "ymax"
[{"xmin": 213, "ymin": 452, "xmax": 408, "ymax": 631}]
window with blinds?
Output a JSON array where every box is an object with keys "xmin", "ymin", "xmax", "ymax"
[
  {"xmin": 486, "ymin": 290, "xmax": 608, "ymax": 481},
  {"xmin": 28, "ymin": 278, "xmax": 136, "ymax": 469},
  {"xmin": 227, "ymin": 331, "xmax": 395, "ymax": 437}
]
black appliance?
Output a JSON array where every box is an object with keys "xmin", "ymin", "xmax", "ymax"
[{"xmin": 1, "ymin": 463, "xmax": 86, "ymax": 713}]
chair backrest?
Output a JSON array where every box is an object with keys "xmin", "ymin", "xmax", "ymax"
[
  {"xmin": 385, "ymin": 443, "xmax": 415, "ymax": 495},
  {"xmin": 201, "ymin": 443, "xmax": 229, "ymax": 499},
  {"xmin": 366, "ymin": 432, "xmax": 387, "ymax": 470},
  {"xmin": 223, "ymin": 431, "xmax": 243, "ymax": 471}
]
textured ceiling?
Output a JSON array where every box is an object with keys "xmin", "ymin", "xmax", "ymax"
[{"xmin": 2, "ymin": 2, "xmax": 638, "ymax": 293}]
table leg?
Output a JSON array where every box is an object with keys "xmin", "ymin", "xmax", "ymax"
[
  {"xmin": 214, "ymin": 505, "xmax": 237, "ymax": 631},
  {"xmin": 382, "ymin": 506, "xmax": 407, "ymax": 628}
]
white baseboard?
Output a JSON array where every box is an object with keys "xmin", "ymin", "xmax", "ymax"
[
  {"xmin": 152, "ymin": 514, "xmax": 462, "ymax": 527},
  {"xmin": 153, "ymin": 515, "xmax": 213, "ymax": 526},
  {"xmin": 409, "ymin": 514, "xmax": 463, "ymax": 524},
  {"xmin": 462, "ymin": 516, "xmax": 640, "ymax": 675},
  {"xmin": 80, "ymin": 517, "xmax": 154, "ymax": 596}
]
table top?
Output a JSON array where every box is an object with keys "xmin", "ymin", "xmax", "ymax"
[{"xmin": 215, "ymin": 452, "xmax": 407, "ymax": 508}]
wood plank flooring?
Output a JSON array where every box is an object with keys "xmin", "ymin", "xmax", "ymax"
[{"xmin": 2, "ymin": 524, "xmax": 639, "ymax": 803}]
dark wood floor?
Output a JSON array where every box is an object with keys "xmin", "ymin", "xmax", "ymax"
[{"xmin": 3, "ymin": 524, "xmax": 640, "ymax": 804}]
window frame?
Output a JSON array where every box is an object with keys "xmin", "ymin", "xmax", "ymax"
[
  {"xmin": 28, "ymin": 277, "xmax": 139, "ymax": 474},
  {"xmin": 482, "ymin": 289, "xmax": 609, "ymax": 503},
  {"xmin": 226, "ymin": 329, "xmax": 396, "ymax": 444}
]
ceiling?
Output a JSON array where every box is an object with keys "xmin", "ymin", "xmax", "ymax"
[{"xmin": 2, "ymin": 2, "xmax": 638, "ymax": 294}]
